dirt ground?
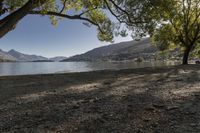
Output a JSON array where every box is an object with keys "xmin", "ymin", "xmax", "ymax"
[{"xmin": 0, "ymin": 65, "xmax": 200, "ymax": 133}]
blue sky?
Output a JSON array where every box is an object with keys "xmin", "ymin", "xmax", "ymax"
[{"xmin": 0, "ymin": 15, "xmax": 132, "ymax": 58}]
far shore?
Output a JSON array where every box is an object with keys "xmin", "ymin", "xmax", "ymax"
[{"xmin": 0, "ymin": 65, "xmax": 200, "ymax": 132}]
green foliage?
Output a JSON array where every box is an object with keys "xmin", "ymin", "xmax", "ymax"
[
  {"xmin": 155, "ymin": 51, "xmax": 172, "ymax": 61},
  {"xmin": 4, "ymin": 0, "xmax": 28, "ymax": 10},
  {"xmin": 3, "ymin": 0, "xmax": 199, "ymax": 53},
  {"xmin": 97, "ymin": 19, "xmax": 114, "ymax": 41},
  {"xmin": 126, "ymin": 0, "xmax": 200, "ymax": 61},
  {"xmin": 1, "ymin": 0, "xmax": 116, "ymax": 42},
  {"xmin": 152, "ymin": 24, "xmax": 174, "ymax": 51},
  {"xmin": 154, "ymin": 0, "xmax": 200, "ymax": 52},
  {"xmin": 107, "ymin": 0, "xmax": 199, "ymax": 64},
  {"xmin": 191, "ymin": 45, "xmax": 200, "ymax": 58}
]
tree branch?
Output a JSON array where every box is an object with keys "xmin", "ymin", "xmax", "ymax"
[
  {"xmin": 29, "ymin": 10, "xmax": 98, "ymax": 26},
  {"xmin": 29, "ymin": 10, "xmax": 105, "ymax": 34},
  {"xmin": 107, "ymin": 0, "xmax": 133, "ymax": 24},
  {"xmin": 0, "ymin": 0, "xmax": 47, "ymax": 38},
  {"xmin": 59, "ymin": 0, "xmax": 67, "ymax": 13}
]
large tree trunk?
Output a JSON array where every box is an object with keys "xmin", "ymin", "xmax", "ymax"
[
  {"xmin": 182, "ymin": 45, "xmax": 192, "ymax": 65},
  {"xmin": 0, "ymin": 0, "xmax": 46, "ymax": 38}
]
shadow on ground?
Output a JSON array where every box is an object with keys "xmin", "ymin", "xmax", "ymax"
[{"xmin": 0, "ymin": 65, "xmax": 200, "ymax": 133}]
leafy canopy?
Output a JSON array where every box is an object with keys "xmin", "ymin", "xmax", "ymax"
[
  {"xmin": 0, "ymin": 0, "xmax": 121, "ymax": 41},
  {"xmin": 110, "ymin": 0, "xmax": 200, "ymax": 63},
  {"xmin": 1, "ymin": 0, "xmax": 200, "ymax": 63},
  {"xmin": 152, "ymin": 0, "xmax": 200, "ymax": 53}
]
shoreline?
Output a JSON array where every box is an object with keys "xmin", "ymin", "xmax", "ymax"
[
  {"xmin": 0, "ymin": 64, "xmax": 187, "ymax": 78},
  {"xmin": 0, "ymin": 60, "xmax": 182, "ymax": 77},
  {"xmin": 0, "ymin": 64, "xmax": 200, "ymax": 132}
]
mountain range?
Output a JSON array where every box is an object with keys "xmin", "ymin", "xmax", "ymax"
[
  {"xmin": 62, "ymin": 38, "xmax": 158, "ymax": 62},
  {"xmin": 49, "ymin": 56, "xmax": 67, "ymax": 62},
  {"xmin": 0, "ymin": 38, "xmax": 158, "ymax": 62},
  {"xmin": 0, "ymin": 49, "xmax": 67, "ymax": 62}
]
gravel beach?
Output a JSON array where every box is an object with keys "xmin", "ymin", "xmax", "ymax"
[{"xmin": 0, "ymin": 65, "xmax": 200, "ymax": 133}]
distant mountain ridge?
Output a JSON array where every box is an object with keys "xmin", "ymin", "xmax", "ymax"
[
  {"xmin": 0, "ymin": 49, "xmax": 17, "ymax": 61},
  {"xmin": 62, "ymin": 38, "xmax": 157, "ymax": 62},
  {"xmin": 49, "ymin": 56, "xmax": 67, "ymax": 62},
  {"xmin": 8, "ymin": 49, "xmax": 48, "ymax": 61},
  {"xmin": 0, "ymin": 49, "xmax": 67, "ymax": 62},
  {"xmin": 0, "ymin": 38, "xmax": 156, "ymax": 62}
]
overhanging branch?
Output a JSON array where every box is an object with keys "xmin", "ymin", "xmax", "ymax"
[{"xmin": 29, "ymin": 10, "xmax": 105, "ymax": 34}]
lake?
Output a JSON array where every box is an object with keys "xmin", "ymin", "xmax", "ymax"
[{"xmin": 0, "ymin": 61, "xmax": 179, "ymax": 76}]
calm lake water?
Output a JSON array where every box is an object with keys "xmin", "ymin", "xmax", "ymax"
[{"xmin": 0, "ymin": 61, "xmax": 179, "ymax": 76}]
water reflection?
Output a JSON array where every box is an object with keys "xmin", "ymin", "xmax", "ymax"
[{"xmin": 0, "ymin": 61, "xmax": 179, "ymax": 76}]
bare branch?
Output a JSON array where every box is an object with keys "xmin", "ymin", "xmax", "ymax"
[{"xmin": 59, "ymin": 0, "xmax": 67, "ymax": 13}]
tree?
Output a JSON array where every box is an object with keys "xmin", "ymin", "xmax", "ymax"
[
  {"xmin": 1, "ymin": 0, "xmax": 199, "ymax": 65},
  {"xmin": 153, "ymin": 0, "xmax": 200, "ymax": 64},
  {"xmin": 109, "ymin": 0, "xmax": 200, "ymax": 64},
  {"xmin": 0, "ymin": 0, "xmax": 155, "ymax": 42},
  {"xmin": 0, "ymin": 0, "xmax": 118, "ymax": 41}
]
